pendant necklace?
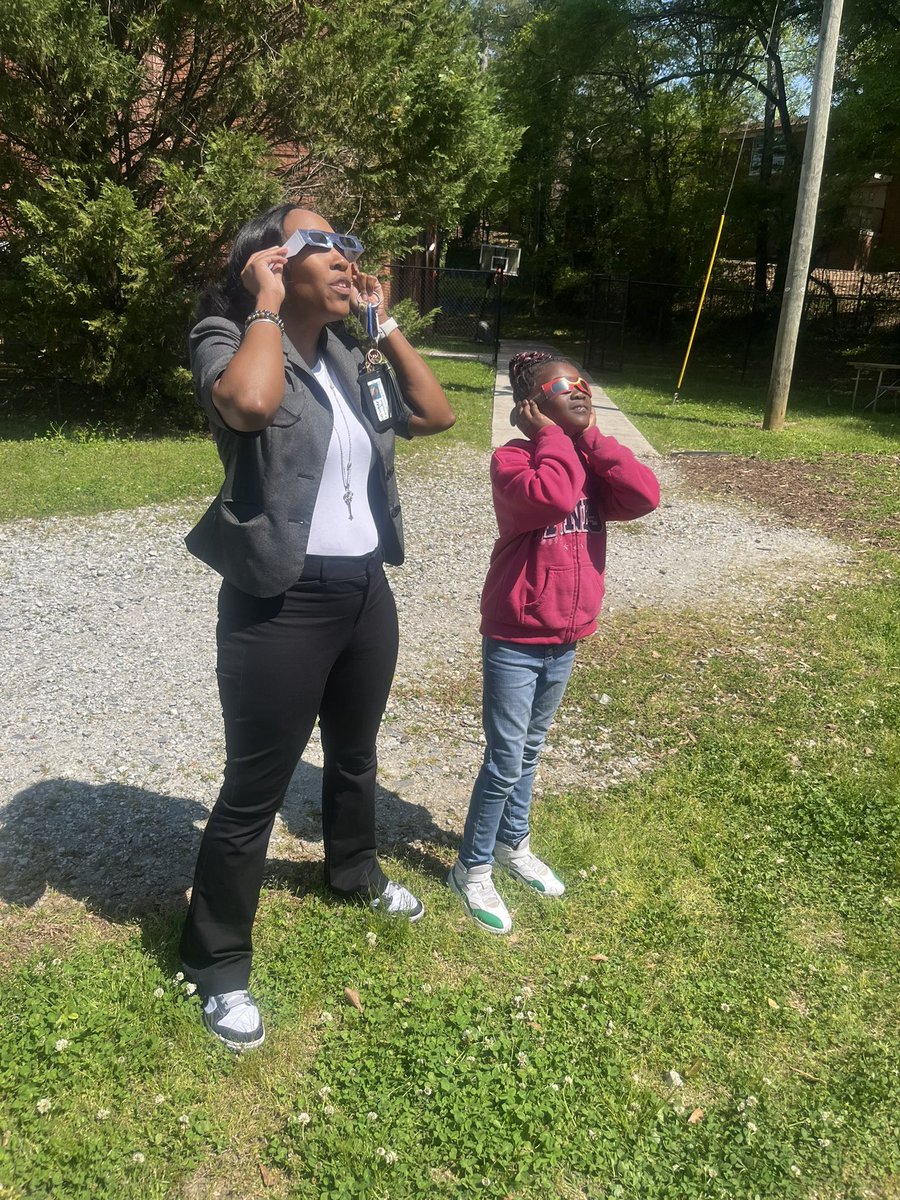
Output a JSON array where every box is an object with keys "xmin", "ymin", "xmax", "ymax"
[{"xmin": 332, "ymin": 391, "xmax": 354, "ymax": 520}]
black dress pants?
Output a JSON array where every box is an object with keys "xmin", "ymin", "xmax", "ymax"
[{"xmin": 180, "ymin": 553, "xmax": 399, "ymax": 995}]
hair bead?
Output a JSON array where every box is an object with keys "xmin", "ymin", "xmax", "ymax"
[{"xmin": 508, "ymin": 350, "xmax": 570, "ymax": 402}]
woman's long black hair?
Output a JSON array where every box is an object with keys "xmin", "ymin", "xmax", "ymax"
[{"xmin": 197, "ymin": 203, "xmax": 301, "ymax": 324}]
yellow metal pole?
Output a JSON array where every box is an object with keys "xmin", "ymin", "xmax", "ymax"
[{"xmin": 674, "ymin": 211, "xmax": 726, "ymax": 401}]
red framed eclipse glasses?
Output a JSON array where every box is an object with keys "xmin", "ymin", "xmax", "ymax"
[{"xmin": 538, "ymin": 375, "xmax": 592, "ymax": 399}]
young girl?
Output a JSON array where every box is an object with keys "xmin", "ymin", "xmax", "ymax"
[{"xmin": 447, "ymin": 351, "xmax": 660, "ymax": 933}]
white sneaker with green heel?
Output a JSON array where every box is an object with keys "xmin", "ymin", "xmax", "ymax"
[
  {"xmin": 494, "ymin": 836, "xmax": 565, "ymax": 896},
  {"xmin": 447, "ymin": 860, "xmax": 512, "ymax": 934}
]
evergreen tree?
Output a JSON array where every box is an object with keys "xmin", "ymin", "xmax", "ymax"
[{"xmin": 0, "ymin": 0, "xmax": 513, "ymax": 423}]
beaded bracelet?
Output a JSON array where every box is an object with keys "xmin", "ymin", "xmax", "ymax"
[{"xmin": 244, "ymin": 309, "xmax": 285, "ymax": 334}]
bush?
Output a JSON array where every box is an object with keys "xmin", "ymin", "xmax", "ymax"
[
  {"xmin": 11, "ymin": 176, "xmax": 191, "ymax": 427},
  {"xmin": 0, "ymin": 0, "xmax": 514, "ymax": 430},
  {"xmin": 386, "ymin": 298, "xmax": 443, "ymax": 343},
  {"xmin": 3, "ymin": 130, "xmax": 282, "ymax": 430},
  {"xmin": 345, "ymin": 298, "xmax": 442, "ymax": 346}
]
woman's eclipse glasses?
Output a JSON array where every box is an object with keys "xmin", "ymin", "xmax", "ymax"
[{"xmin": 284, "ymin": 228, "xmax": 364, "ymax": 263}]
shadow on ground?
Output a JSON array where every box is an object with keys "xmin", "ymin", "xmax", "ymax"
[{"xmin": 0, "ymin": 768, "xmax": 453, "ymax": 922}]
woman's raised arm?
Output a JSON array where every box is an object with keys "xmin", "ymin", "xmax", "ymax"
[{"xmin": 211, "ymin": 245, "xmax": 289, "ymax": 432}]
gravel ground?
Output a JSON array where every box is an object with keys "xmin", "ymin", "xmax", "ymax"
[{"xmin": 0, "ymin": 447, "xmax": 854, "ymax": 919}]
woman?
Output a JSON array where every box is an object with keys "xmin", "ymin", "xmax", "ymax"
[{"xmin": 181, "ymin": 204, "xmax": 455, "ymax": 1050}]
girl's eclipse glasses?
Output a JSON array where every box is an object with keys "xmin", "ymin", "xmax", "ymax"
[
  {"xmin": 538, "ymin": 375, "xmax": 591, "ymax": 399},
  {"xmin": 284, "ymin": 228, "xmax": 364, "ymax": 263}
]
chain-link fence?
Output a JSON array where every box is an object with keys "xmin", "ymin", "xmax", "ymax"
[
  {"xmin": 389, "ymin": 264, "xmax": 500, "ymax": 350},
  {"xmin": 388, "ymin": 264, "xmax": 529, "ymax": 361},
  {"xmin": 583, "ymin": 274, "xmax": 900, "ymax": 377},
  {"xmin": 387, "ymin": 261, "xmax": 900, "ymax": 381}
]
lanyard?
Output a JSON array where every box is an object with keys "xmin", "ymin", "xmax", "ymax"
[{"xmin": 365, "ymin": 302, "xmax": 379, "ymax": 343}]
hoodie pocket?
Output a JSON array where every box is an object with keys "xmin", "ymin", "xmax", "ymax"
[
  {"xmin": 523, "ymin": 565, "xmax": 576, "ymax": 624},
  {"xmin": 523, "ymin": 562, "xmax": 603, "ymax": 631}
]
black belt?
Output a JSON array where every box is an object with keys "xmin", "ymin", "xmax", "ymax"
[{"xmin": 299, "ymin": 549, "xmax": 382, "ymax": 581}]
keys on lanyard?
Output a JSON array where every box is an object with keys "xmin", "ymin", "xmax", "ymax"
[
  {"xmin": 357, "ymin": 298, "xmax": 396, "ymax": 432},
  {"xmin": 364, "ymin": 303, "xmax": 385, "ymax": 367},
  {"xmin": 364, "ymin": 302, "xmax": 380, "ymax": 343}
]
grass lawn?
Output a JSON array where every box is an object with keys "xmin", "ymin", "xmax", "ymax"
[
  {"xmin": 603, "ymin": 365, "xmax": 900, "ymax": 459},
  {"xmin": 0, "ymin": 356, "xmax": 496, "ymax": 521},
  {"xmin": 1, "ymin": 360, "xmax": 898, "ymax": 1197},
  {"xmin": 1, "ymin": 569, "xmax": 897, "ymax": 1198},
  {"xmin": 601, "ymin": 365, "xmax": 900, "ymax": 552}
]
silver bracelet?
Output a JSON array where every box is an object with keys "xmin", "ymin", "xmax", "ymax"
[{"xmin": 244, "ymin": 309, "xmax": 285, "ymax": 334}]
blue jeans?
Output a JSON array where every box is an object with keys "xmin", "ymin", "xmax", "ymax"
[{"xmin": 459, "ymin": 638, "xmax": 576, "ymax": 868}]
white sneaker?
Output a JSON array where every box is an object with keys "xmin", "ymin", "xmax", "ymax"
[
  {"xmin": 494, "ymin": 836, "xmax": 565, "ymax": 896},
  {"xmin": 370, "ymin": 880, "xmax": 425, "ymax": 922},
  {"xmin": 447, "ymin": 860, "xmax": 512, "ymax": 935},
  {"xmin": 202, "ymin": 990, "xmax": 265, "ymax": 1052}
]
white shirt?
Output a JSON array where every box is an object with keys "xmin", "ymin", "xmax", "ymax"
[{"xmin": 306, "ymin": 358, "xmax": 380, "ymax": 556}]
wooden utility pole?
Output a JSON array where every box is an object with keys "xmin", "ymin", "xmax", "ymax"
[{"xmin": 763, "ymin": 0, "xmax": 845, "ymax": 431}]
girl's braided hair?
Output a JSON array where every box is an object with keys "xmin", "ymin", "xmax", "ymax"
[{"xmin": 508, "ymin": 350, "xmax": 572, "ymax": 403}]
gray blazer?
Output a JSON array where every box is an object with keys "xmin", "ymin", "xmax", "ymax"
[{"xmin": 185, "ymin": 316, "xmax": 412, "ymax": 597}]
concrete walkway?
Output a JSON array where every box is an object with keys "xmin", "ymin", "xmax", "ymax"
[{"xmin": 491, "ymin": 339, "xmax": 659, "ymax": 459}]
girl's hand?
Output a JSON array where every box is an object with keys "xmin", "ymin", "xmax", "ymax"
[
  {"xmin": 240, "ymin": 245, "xmax": 288, "ymax": 310},
  {"xmin": 515, "ymin": 396, "xmax": 554, "ymax": 439},
  {"xmin": 351, "ymin": 267, "xmax": 388, "ymax": 325}
]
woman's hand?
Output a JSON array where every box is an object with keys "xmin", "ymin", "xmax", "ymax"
[
  {"xmin": 515, "ymin": 396, "xmax": 554, "ymax": 440},
  {"xmin": 240, "ymin": 245, "xmax": 288, "ymax": 311},
  {"xmin": 351, "ymin": 267, "xmax": 388, "ymax": 325}
]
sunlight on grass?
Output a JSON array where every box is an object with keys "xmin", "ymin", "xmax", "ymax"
[
  {"xmin": 0, "ymin": 432, "xmax": 222, "ymax": 521},
  {"xmin": 2, "ymin": 571, "xmax": 897, "ymax": 1198},
  {"xmin": 0, "ymin": 356, "xmax": 494, "ymax": 521},
  {"xmin": 605, "ymin": 367, "xmax": 900, "ymax": 459}
]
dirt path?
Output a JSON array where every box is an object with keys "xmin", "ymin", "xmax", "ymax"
[{"xmin": 0, "ymin": 450, "xmax": 855, "ymax": 920}]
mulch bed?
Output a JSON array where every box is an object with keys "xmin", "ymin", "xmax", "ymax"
[{"xmin": 671, "ymin": 452, "xmax": 900, "ymax": 551}]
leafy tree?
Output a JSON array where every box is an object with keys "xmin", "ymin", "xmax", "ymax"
[
  {"xmin": 0, "ymin": 0, "xmax": 513, "ymax": 424},
  {"xmin": 824, "ymin": 2, "xmax": 900, "ymax": 270},
  {"xmin": 475, "ymin": 0, "xmax": 743, "ymax": 297},
  {"xmin": 467, "ymin": 0, "xmax": 839, "ymax": 309},
  {"xmin": 628, "ymin": 0, "xmax": 822, "ymax": 293}
]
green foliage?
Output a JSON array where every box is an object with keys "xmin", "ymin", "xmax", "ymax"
[
  {"xmin": 0, "ymin": 0, "xmax": 515, "ymax": 425},
  {"xmin": 827, "ymin": 16, "xmax": 900, "ymax": 270},
  {"xmin": 344, "ymin": 299, "xmax": 442, "ymax": 347},
  {"xmin": 481, "ymin": 0, "xmax": 747, "ymax": 287},
  {"xmin": 385, "ymin": 300, "xmax": 443, "ymax": 344},
  {"xmin": 14, "ymin": 176, "xmax": 184, "ymax": 422},
  {"xmin": 471, "ymin": 0, "xmax": 886, "ymax": 293},
  {"xmin": 7, "ymin": 133, "xmax": 280, "ymax": 426}
]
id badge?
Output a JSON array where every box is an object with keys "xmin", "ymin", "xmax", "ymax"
[
  {"xmin": 360, "ymin": 367, "xmax": 394, "ymax": 432},
  {"xmin": 359, "ymin": 344, "xmax": 398, "ymax": 432}
]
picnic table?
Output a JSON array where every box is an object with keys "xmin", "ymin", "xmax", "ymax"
[{"xmin": 850, "ymin": 361, "xmax": 900, "ymax": 412}]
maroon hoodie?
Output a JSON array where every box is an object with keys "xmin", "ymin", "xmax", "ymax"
[{"xmin": 480, "ymin": 424, "xmax": 660, "ymax": 645}]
